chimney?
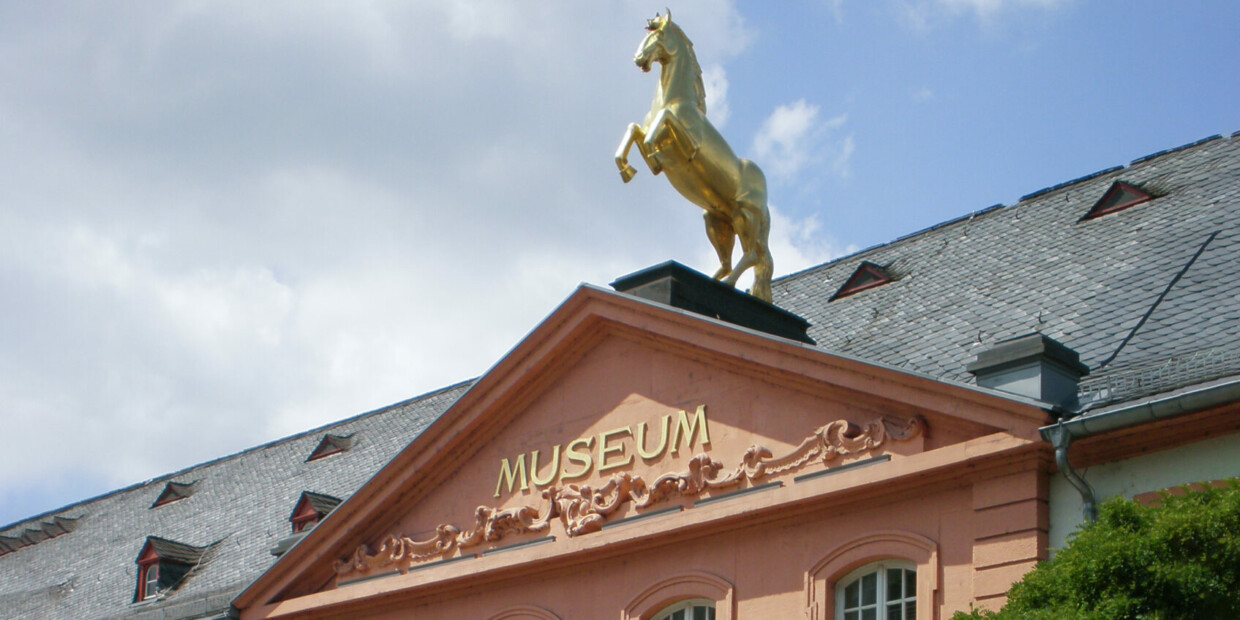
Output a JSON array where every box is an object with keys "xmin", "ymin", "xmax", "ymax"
[
  {"xmin": 610, "ymin": 261, "xmax": 814, "ymax": 344},
  {"xmin": 967, "ymin": 333, "xmax": 1089, "ymax": 409}
]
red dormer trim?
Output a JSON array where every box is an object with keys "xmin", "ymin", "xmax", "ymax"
[
  {"xmin": 306, "ymin": 434, "xmax": 355, "ymax": 462},
  {"xmin": 136, "ymin": 543, "xmax": 161, "ymax": 601},
  {"xmin": 830, "ymin": 262, "xmax": 893, "ymax": 301},
  {"xmin": 290, "ymin": 498, "xmax": 321, "ymax": 533},
  {"xmin": 151, "ymin": 481, "xmax": 194, "ymax": 508},
  {"xmin": 1081, "ymin": 181, "xmax": 1154, "ymax": 220}
]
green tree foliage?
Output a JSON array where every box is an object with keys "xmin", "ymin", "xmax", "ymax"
[{"xmin": 953, "ymin": 482, "xmax": 1240, "ymax": 620}]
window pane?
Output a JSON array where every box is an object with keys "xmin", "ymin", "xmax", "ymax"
[
  {"xmin": 707, "ymin": 608, "xmax": 715, "ymax": 620},
  {"xmin": 861, "ymin": 573, "xmax": 877, "ymax": 606},
  {"xmin": 693, "ymin": 607, "xmax": 707, "ymax": 620},
  {"xmin": 671, "ymin": 611, "xmax": 684, "ymax": 620},
  {"xmin": 906, "ymin": 600, "xmax": 916, "ymax": 620},
  {"xmin": 905, "ymin": 569, "xmax": 916, "ymax": 597},
  {"xmin": 845, "ymin": 580, "xmax": 859, "ymax": 608},
  {"xmin": 888, "ymin": 568, "xmax": 902, "ymax": 600},
  {"xmin": 845, "ymin": 612, "xmax": 858, "ymax": 620},
  {"xmin": 888, "ymin": 603, "xmax": 903, "ymax": 620},
  {"xmin": 862, "ymin": 608, "xmax": 876, "ymax": 620}
]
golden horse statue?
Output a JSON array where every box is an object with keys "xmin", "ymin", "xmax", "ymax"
[{"xmin": 616, "ymin": 11, "xmax": 774, "ymax": 302}]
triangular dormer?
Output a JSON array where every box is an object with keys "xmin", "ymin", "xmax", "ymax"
[
  {"xmin": 290, "ymin": 491, "xmax": 342, "ymax": 533},
  {"xmin": 1081, "ymin": 181, "xmax": 1154, "ymax": 220},
  {"xmin": 306, "ymin": 434, "xmax": 355, "ymax": 462},
  {"xmin": 235, "ymin": 284, "xmax": 1053, "ymax": 618},
  {"xmin": 134, "ymin": 536, "xmax": 209, "ymax": 601},
  {"xmin": 151, "ymin": 480, "xmax": 195, "ymax": 508},
  {"xmin": 830, "ymin": 261, "xmax": 892, "ymax": 300}
]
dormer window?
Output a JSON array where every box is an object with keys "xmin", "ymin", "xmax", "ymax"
[
  {"xmin": 831, "ymin": 262, "xmax": 893, "ymax": 300},
  {"xmin": 0, "ymin": 516, "xmax": 77, "ymax": 556},
  {"xmin": 151, "ymin": 481, "xmax": 195, "ymax": 508},
  {"xmin": 133, "ymin": 536, "xmax": 208, "ymax": 603},
  {"xmin": 306, "ymin": 433, "xmax": 355, "ymax": 462},
  {"xmin": 1081, "ymin": 181, "xmax": 1154, "ymax": 220},
  {"xmin": 289, "ymin": 491, "xmax": 342, "ymax": 533},
  {"xmin": 0, "ymin": 535, "xmax": 25, "ymax": 555}
]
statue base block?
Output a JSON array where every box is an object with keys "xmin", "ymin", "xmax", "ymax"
[{"xmin": 610, "ymin": 261, "xmax": 814, "ymax": 344}]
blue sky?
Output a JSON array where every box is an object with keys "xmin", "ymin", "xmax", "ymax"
[{"xmin": 1, "ymin": 1, "xmax": 1237, "ymax": 527}]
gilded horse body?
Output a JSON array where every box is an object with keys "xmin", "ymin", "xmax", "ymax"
[{"xmin": 615, "ymin": 12, "xmax": 774, "ymax": 302}]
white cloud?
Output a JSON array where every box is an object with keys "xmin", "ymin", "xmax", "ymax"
[
  {"xmin": 898, "ymin": 0, "xmax": 1071, "ymax": 29},
  {"xmin": 826, "ymin": 0, "xmax": 846, "ymax": 23},
  {"xmin": 752, "ymin": 101, "xmax": 854, "ymax": 182},
  {"xmin": 0, "ymin": 0, "xmax": 767, "ymax": 525}
]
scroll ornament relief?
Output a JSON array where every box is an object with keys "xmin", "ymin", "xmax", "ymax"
[{"xmin": 333, "ymin": 416, "xmax": 925, "ymax": 576}]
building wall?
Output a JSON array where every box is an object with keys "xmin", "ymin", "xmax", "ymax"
[
  {"xmin": 331, "ymin": 479, "xmax": 1030, "ymax": 619},
  {"xmin": 1048, "ymin": 431, "xmax": 1240, "ymax": 550}
]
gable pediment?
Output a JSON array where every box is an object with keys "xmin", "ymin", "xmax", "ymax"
[{"xmin": 238, "ymin": 285, "xmax": 1049, "ymax": 611}]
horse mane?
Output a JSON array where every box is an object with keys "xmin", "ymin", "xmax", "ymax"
[{"xmin": 663, "ymin": 21, "xmax": 707, "ymax": 115}]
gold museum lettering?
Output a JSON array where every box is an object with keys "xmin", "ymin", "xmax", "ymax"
[{"xmin": 495, "ymin": 406, "xmax": 711, "ymax": 497}]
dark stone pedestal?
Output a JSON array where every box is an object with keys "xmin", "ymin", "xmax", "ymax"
[{"xmin": 610, "ymin": 261, "xmax": 814, "ymax": 345}]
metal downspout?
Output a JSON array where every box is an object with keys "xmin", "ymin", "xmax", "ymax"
[{"xmin": 1044, "ymin": 419, "xmax": 1097, "ymax": 522}]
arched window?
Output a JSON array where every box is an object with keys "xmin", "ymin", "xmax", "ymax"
[
  {"xmin": 836, "ymin": 561, "xmax": 916, "ymax": 620},
  {"xmin": 653, "ymin": 598, "xmax": 715, "ymax": 620},
  {"xmin": 141, "ymin": 563, "xmax": 160, "ymax": 600},
  {"xmin": 806, "ymin": 530, "xmax": 938, "ymax": 620},
  {"xmin": 623, "ymin": 571, "xmax": 733, "ymax": 620}
]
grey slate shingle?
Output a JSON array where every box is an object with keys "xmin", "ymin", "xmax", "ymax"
[
  {"xmin": 0, "ymin": 380, "xmax": 472, "ymax": 619},
  {"xmin": 3, "ymin": 134, "xmax": 1240, "ymax": 618}
]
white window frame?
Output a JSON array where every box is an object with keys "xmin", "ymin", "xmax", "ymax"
[
  {"xmin": 835, "ymin": 560, "xmax": 916, "ymax": 620},
  {"xmin": 142, "ymin": 562, "xmax": 160, "ymax": 600},
  {"xmin": 652, "ymin": 598, "xmax": 716, "ymax": 620}
]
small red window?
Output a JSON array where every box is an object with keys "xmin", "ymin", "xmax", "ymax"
[
  {"xmin": 288, "ymin": 491, "xmax": 341, "ymax": 533},
  {"xmin": 306, "ymin": 434, "xmax": 355, "ymax": 461},
  {"xmin": 1081, "ymin": 181, "xmax": 1154, "ymax": 220},
  {"xmin": 292, "ymin": 516, "xmax": 318, "ymax": 532},
  {"xmin": 830, "ymin": 262, "xmax": 893, "ymax": 300}
]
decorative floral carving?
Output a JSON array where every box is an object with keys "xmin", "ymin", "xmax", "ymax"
[{"xmin": 333, "ymin": 416, "xmax": 924, "ymax": 577}]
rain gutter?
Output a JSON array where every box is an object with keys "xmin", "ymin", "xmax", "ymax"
[{"xmin": 1039, "ymin": 375, "xmax": 1240, "ymax": 522}]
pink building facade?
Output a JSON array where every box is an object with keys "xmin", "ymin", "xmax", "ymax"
[{"xmin": 236, "ymin": 285, "xmax": 1054, "ymax": 619}]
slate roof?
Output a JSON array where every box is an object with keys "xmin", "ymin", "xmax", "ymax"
[
  {"xmin": 2, "ymin": 133, "xmax": 1239, "ymax": 619},
  {"xmin": 0, "ymin": 380, "xmax": 471, "ymax": 620},
  {"xmin": 774, "ymin": 132, "xmax": 1240, "ymax": 410}
]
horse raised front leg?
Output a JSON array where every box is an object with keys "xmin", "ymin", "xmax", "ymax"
[{"xmin": 615, "ymin": 123, "xmax": 643, "ymax": 183}]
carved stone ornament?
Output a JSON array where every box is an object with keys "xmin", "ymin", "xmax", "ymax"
[{"xmin": 333, "ymin": 416, "xmax": 925, "ymax": 577}]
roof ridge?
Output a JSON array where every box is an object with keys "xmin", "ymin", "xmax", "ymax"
[
  {"xmin": 0, "ymin": 378, "xmax": 475, "ymax": 534},
  {"xmin": 1130, "ymin": 134, "xmax": 1225, "ymax": 165},
  {"xmin": 1019, "ymin": 165, "xmax": 1125, "ymax": 202},
  {"xmin": 775, "ymin": 130, "xmax": 1237, "ymax": 288}
]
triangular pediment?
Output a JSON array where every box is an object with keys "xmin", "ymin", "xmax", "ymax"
[{"xmin": 237, "ymin": 285, "xmax": 1050, "ymax": 612}]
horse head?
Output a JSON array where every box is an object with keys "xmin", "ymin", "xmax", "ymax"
[{"xmin": 634, "ymin": 10, "xmax": 676, "ymax": 73}]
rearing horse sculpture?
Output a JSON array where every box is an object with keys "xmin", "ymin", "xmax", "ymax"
[{"xmin": 616, "ymin": 11, "xmax": 774, "ymax": 302}]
